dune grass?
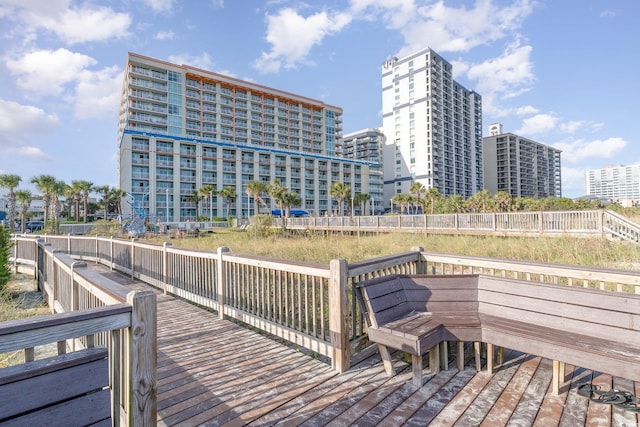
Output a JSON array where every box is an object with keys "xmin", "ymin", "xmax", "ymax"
[{"xmin": 146, "ymin": 229, "xmax": 640, "ymax": 270}]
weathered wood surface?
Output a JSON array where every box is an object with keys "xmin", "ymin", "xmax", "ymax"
[
  {"xmin": 0, "ymin": 347, "xmax": 111, "ymax": 426},
  {"xmin": 94, "ymin": 266, "xmax": 640, "ymax": 426}
]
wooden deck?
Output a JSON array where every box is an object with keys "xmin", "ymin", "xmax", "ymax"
[{"xmin": 96, "ymin": 265, "xmax": 640, "ymax": 426}]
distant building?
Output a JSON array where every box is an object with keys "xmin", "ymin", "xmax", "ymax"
[
  {"xmin": 338, "ymin": 128, "xmax": 385, "ymax": 214},
  {"xmin": 482, "ymin": 123, "xmax": 562, "ymax": 198},
  {"xmin": 118, "ymin": 53, "xmax": 377, "ymax": 220},
  {"xmin": 381, "ymin": 47, "xmax": 483, "ymax": 204},
  {"xmin": 585, "ymin": 164, "xmax": 640, "ymax": 206}
]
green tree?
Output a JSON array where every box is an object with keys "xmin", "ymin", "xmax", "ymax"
[
  {"xmin": 443, "ymin": 194, "xmax": 466, "ymax": 213},
  {"xmin": 465, "ymin": 189, "xmax": 493, "ymax": 213},
  {"xmin": 198, "ymin": 184, "xmax": 217, "ymax": 219},
  {"xmin": 71, "ymin": 180, "xmax": 93, "ymax": 223},
  {"xmin": 0, "ymin": 174, "xmax": 21, "ymax": 227},
  {"xmin": 15, "ymin": 190, "xmax": 32, "ymax": 233},
  {"xmin": 409, "ymin": 182, "xmax": 427, "ymax": 214},
  {"xmin": 353, "ymin": 193, "xmax": 371, "ymax": 216},
  {"xmin": 425, "ymin": 187, "xmax": 443, "ymax": 214},
  {"xmin": 94, "ymin": 185, "xmax": 111, "ymax": 221},
  {"xmin": 219, "ymin": 186, "xmax": 237, "ymax": 218},
  {"xmin": 186, "ymin": 190, "xmax": 201, "ymax": 219},
  {"xmin": 30, "ymin": 175, "xmax": 57, "ymax": 224},
  {"xmin": 62, "ymin": 184, "xmax": 75, "ymax": 221},
  {"xmin": 330, "ymin": 181, "xmax": 351, "ymax": 216},
  {"xmin": 246, "ymin": 181, "xmax": 268, "ymax": 216},
  {"xmin": 391, "ymin": 193, "xmax": 412, "ymax": 214},
  {"xmin": 281, "ymin": 191, "xmax": 301, "ymax": 218},
  {"xmin": 0, "ymin": 224, "xmax": 11, "ymax": 291},
  {"xmin": 493, "ymin": 191, "xmax": 513, "ymax": 212},
  {"xmin": 268, "ymin": 180, "xmax": 286, "ymax": 217}
]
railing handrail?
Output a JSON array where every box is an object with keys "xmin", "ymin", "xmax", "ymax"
[{"xmin": 0, "ymin": 304, "xmax": 132, "ymax": 353}]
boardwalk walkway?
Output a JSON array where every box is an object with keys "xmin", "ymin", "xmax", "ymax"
[{"xmin": 95, "ymin": 265, "xmax": 640, "ymax": 426}]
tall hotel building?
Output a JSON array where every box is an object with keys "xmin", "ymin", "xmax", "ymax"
[
  {"xmin": 338, "ymin": 128, "xmax": 385, "ymax": 214},
  {"xmin": 585, "ymin": 164, "xmax": 640, "ymax": 205},
  {"xmin": 381, "ymin": 47, "xmax": 483, "ymax": 202},
  {"xmin": 483, "ymin": 123, "xmax": 562, "ymax": 198},
  {"xmin": 119, "ymin": 53, "xmax": 374, "ymax": 220}
]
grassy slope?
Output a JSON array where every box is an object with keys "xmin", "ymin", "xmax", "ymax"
[{"xmin": 146, "ymin": 230, "xmax": 640, "ymax": 270}]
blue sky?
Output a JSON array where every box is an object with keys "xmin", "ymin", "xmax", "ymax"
[{"xmin": 0, "ymin": 0, "xmax": 637, "ymax": 198}]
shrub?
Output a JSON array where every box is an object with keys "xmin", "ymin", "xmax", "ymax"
[{"xmin": 0, "ymin": 225, "xmax": 12, "ymax": 292}]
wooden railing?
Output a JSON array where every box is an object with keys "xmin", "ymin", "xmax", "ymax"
[
  {"xmin": 278, "ymin": 209, "xmax": 640, "ymax": 244},
  {"xmin": 5, "ymin": 236, "xmax": 157, "ymax": 426},
  {"xmin": 9, "ymin": 233, "xmax": 640, "ymax": 380}
]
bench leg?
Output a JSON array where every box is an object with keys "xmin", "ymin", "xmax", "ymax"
[
  {"xmin": 412, "ymin": 354, "xmax": 423, "ymax": 387},
  {"xmin": 440, "ymin": 341, "xmax": 449, "ymax": 370},
  {"xmin": 474, "ymin": 342, "xmax": 481, "ymax": 371},
  {"xmin": 429, "ymin": 344, "xmax": 440, "ymax": 374},
  {"xmin": 456, "ymin": 341, "xmax": 465, "ymax": 371},
  {"xmin": 378, "ymin": 344, "xmax": 395, "ymax": 377},
  {"xmin": 486, "ymin": 343, "xmax": 494, "ymax": 374},
  {"xmin": 552, "ymin": 360, "xmax": 565, "ymax": 395}
]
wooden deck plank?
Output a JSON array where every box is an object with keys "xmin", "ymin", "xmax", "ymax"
[
  {"xmin": 450, "ymin": 351, "xmax": 526, "ymax": 426},
  {"xmin": 506, "ymin": 358, "xmax": 553, "ymax": 427},
  {"xmin": 532, "ymin": 364, "xmax": 580, "ymax": 426},
  {"xmin": 479, "ymin": 355, "xmax": 542, "ymax": 427},
  {"xmin": 583, "ymin": 372, "xmax": 612, "ymax": 426},
  {"xmin": 86, "ymin": 266, "xmax": 640, "ymax": 427}
]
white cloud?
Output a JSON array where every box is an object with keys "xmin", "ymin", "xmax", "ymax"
[
  {"xmin": 254, "ymin": 7, "xmax": 352, "ymax": 73},
  {"xmin": 5, "ymin": 1, "xmax": 131, "ymax": 44},
  {"xmin": 143, "ymin": 0, "xmax": 174, "ymax": 13},
  {"xmin": 74, "ymin": 66, "xmax": 123, "ymax": 119},
  {"xmin": 600, "ymin": 10, "xmax": 615, "ymax": 18},
  {"xmin": 155, "ymin": 30, "xmax": 175, "ymax": 40},
  {"xmin": 516, "ymin": 113, "xmax": 558, "ymax": 135},
  {"xmin": 6, "ymin": 48, "xmax": 96, "ymax": 96},
  {"xmin": 466, "ymin": 41, "xmax": 535, "ymax": 115},
  {"xmin": 553, "ymin": 137, "xmax": 627, "ymax": 164},
  {"xmin": 514, "ymin": 105, "xmax": 539, "ymax": 116},
  {"xmin": 0, "ymin": 99, "xmax": 58, "ymax": 159},
  {"xmin": 168, "ymin": 52, "xmax": 214, "ymax": 71}
]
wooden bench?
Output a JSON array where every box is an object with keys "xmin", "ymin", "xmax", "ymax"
[
  {"xmin": 356, "ymin": 274, "xmax": 640, "ymax": 393},
  {"xmin": 0, "ymin": 347, "xmax": 111, "ymax": 426},
  {"xmin": 355, "ymin": 274, "xmax": 483, "ymax": 386}
]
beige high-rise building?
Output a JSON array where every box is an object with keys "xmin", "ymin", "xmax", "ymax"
[
  {"xmin": 118, "ymin": 53, "xmax": 375, "ymax": 220},
  {"xmin": 482, "ymin": 123, "xmax": 562, "ymax": 198}
]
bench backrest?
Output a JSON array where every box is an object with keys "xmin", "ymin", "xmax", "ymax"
[
  {"xmin": 399, "ymin": 275, "xmax": 479, "ymax": 314},
  {"xmin": 0, "ymin": 347, "xmax": 111, "ymax": 425},
  {"xmin": 355, "ymin": 275, "xmax": 410, "ymax": 328},
  {"xmin": 477, "ymin": 275, "xmax": 640, "ymax": 344}
]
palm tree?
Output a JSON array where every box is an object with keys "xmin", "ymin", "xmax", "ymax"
[
  {"xmin": 425, "ymin": 187, "xmax": 443, "ymax": 214},
  {"xmin": 110, "ymin": 188, "xmax": 126, "ymax": 216},
  {"xmin": 50, "ymin": 179, "xmax": 67, "ymax": 230},
  {"xmin": 409, "ymin": 182, "xmax": 427, "ymax": 214},
  {"xmin": 466, "ymin": 189, "xmax": 493, "ymax": 213},
  {"xmin": 281, "ymin": 191, "xmax": 301, "ymax": 218},
  {"xmin": 62, "ymin": 184, "xmax": 75, "ymax": 221},
  {"xmin": 71, "ymin": 180, "xmax": 93, "ymax": 223},
  {"xmin": 0, "ymin": 174, "xmax": 21, "ymax": 227},
  {"xmin": 186, "ymin": 190, "xmax": 200, "ymax": 219},
  {"xmin": 15, "ymin": 190, "xmax": 32, "ymax": 233},
  {"xmin": 246, "ymin": 180, "xmax": 268, "ymax": 215},
  {"xmin": 330, "ymin": 182, "xmax": 351, "ymax": 216},
  {"xmin": 443, "ymin": 194, "xmax": 466, "ymax": 213},
  {"xmin": 391, "ymin": 193, "xmax": 412, "ymax": 214},
  {"xmin": 94, "ymin": 185, "xmax": 111, "ymax": 221},
  {"xmin": 219, "ymin": 186, "xmax": 236, "ymax": 218},
  {"xmin": 30, "ymin": 175, "xmax": 57, "ymax": 224},
  {"xmin": 268, "ymin": 180, "xmax": 286, "ymax": 217},
  {"xmin": 198, "ymin": 184, "xmax": 217, "ymax": 220},
  {"xmin": 353, "ymin": 193, "xmax": 371, "ymax": 216},
  {"xmin": 493, "ymin": 190, "xmax": 513, "ymax": 212}
]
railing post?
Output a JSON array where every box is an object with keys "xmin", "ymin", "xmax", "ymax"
[
  {"xmin": 95, "ymin": 235, "xmax": 99, "ymax": 263},
  {"xmin": 110, "ymin": 236, "xmax": 114, "ymax": 270},
  {"xmin": 67, "ymin": 233, "xmax": 72, "ymax": 254},
  {"xmin": 329, "ymin": 258, "xmax": 349, "ymax": 373},
  {"xmin": 216, "ymin": 246, "xmax": 230, "ymax": 319},
  {"xmin": 131, "ymin": 238, "xmax": 136, "ymax": 279},
  {"xmin": 70, "ymin": 261, "xmax": 87, "ymax": 351},
  {"xmin": 126, "ymin": 290, "xmax": 157, "ymax": 427},
  {"xmin": 162, "ymin": 242, "xmax": 172, "ymax": 295},
  {"xmin": 411, "ymin": 246, "xmax": 426, "ymax": 274}
]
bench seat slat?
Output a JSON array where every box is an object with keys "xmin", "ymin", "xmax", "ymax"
[{"xmin": 0, "ymin": 348, "xmax": 109, "ymax": 422}]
